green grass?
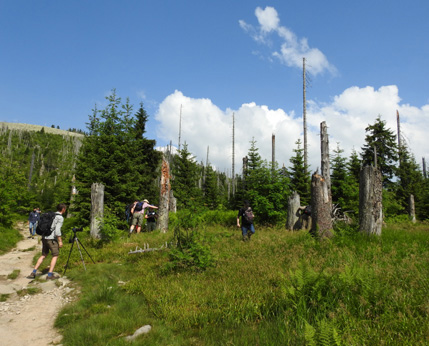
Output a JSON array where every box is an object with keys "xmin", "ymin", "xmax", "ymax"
[
  {"xmin": 55, "ymin": 223, "xmax": 429, "ymax": 345},
  {"xmin": 0, "ymin": 294, "xmax": 10, "ymax": 302},
  {"xmin": 7, "ymin": 269, "xmax": 20, "ymax": 280},
  {"xmin": 0, "ymin": 225, "xmax": 22, "ymax": 255},
  {"xmin": 17, "ymin": 286, "xmax": 42, "ymax": 296}
]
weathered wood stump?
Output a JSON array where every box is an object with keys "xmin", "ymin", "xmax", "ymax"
[
  {"xmin": 409, "ymin": 194, "xmax": 416, "ymax": 223},
  {"xmin": 90, "ymin": 182, "xmax": 104, "ymax": 239},
  {"xmin": 310, "ymin": 172, "xmax": 333, "ymax": 238},
  {"xmin": 286, "ymin": 191, "xmax": 301, "ymax": 231},
  {"xmin": 359, "ymin": 166, "xmax": 383, "ymax": 235}
]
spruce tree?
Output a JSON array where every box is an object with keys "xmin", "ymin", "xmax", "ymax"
[
  {"xmin": 73, "ymin": 90, "xmax": 160, "ymax": 225},
  {"xmin": 361, "ymin": 116, "xmax": 398, "ymax": 187},
  {"xmin": 395, "ymin": 144, "xmax": 425, "ymax": 217},
  {"xmin": 288, "ymin": 139, "xmax": 311, "ymax": 205},
  {"xmin": 171, "ymin": 143, "xmax": 202, "ymax": 209},
  {"xmin": 331, "ymin": 144, "xmax": 359, "ymax": 214}
]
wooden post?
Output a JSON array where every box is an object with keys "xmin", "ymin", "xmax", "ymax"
[
  {"xmin": 158, "ymin": 154, "xmax": 170, "ymax": 233},
  {"xmin": 359, "ymin": 166, "xmax": 383, "ymax": 236},
  {"xmin": 409, "ymin": 194, "xmax": 416, "ymax": 223},
  {"xmin": 286, "ymin": 191, "xmax": 301, "ymax": 231},
  {"xmin": 90, "ymin": 182, "xmax": 104, "ymax": 239},
  {"xmin": 310, "ymin": 172, "xmax": 333, "ymax": 238}
]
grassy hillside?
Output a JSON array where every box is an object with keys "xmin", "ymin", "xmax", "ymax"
[
  {"xmin": 0, "ymin": 122, "xmax": 84, "ymax": 138},
  {"xmin": 53, "ymin": 220, "xmax": 429, "ymax": 345}
]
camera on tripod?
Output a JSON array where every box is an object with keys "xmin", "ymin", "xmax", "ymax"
[{"xmin": 73, "ymin": 227, "xmax": 83, "ymax": 233}]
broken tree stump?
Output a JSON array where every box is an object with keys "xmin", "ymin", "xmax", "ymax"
[
  {"xmin": 90, "ymin": 182, "xmax": 104, "ymax": 239},
  {"xmin": 286, "ymin": 191, "xmax": 301, "ymax": 231},
  {"xmin": 359, "ymin": 166, "xmax": 383, "ymax": 235},
  {"xmin": 310, "ymin": 172, "xmax": 333, "ymax": 238}
]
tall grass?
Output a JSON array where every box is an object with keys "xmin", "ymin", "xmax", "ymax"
[{"xmin": 55, "ymin": 221, "xmax": 429, "ymax": 345}]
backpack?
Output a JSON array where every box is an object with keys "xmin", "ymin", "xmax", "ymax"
[
  {"xmin": 125, "ymin": 204, "xmax": 133, "ymax": 223},
  {"xmin": 36, "ymin": 211, "xmax": 57, "ymax": 237},
  {"xmin": 243, "ymin": 207, "xmax": 254, "ymax": 224},
  {"xmin": 134, "ymin": 201, "xmax": 144, "ymax": 212},
  {"xmin": 304, "ymin": 205, "xmax": 312, "ymax": 216}
]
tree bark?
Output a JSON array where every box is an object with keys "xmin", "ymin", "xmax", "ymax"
[
  {"xmin": 158, "ymin": 155, "xmax": 170, "ymax": 233},
  {"xmin": 90, "ymin": 182, "xmax": 104, "ymax": 239},
  {"xmin": 359, "ymin": 166, "xmax": 383, "ymax": 235},
  {"xmin": 310, "ymin": 172, "xmax": 333, "ymax": 238},
  {"xmin": 286, "ymin": 191, "xmax": 301, "ymax": 230}
]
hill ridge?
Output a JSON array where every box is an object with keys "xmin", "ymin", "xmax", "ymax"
[{"xmin": 0, "ymin": 122, "xmax": 84, "ymax": 138}]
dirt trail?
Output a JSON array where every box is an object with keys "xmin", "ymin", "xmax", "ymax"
[{"xmin": 0, "ymin": 222, "xmax": 75, "ymax": 346}]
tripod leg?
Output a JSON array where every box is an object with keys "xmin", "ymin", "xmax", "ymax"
[
  {"xmin": 75, "ymin": 239, "xmax": 87, "ymax": 271},
  {"xmin": 63, "ymin": 238, "xmax": 76, "ymax": 275},
  {"xmin": 76, "ymin": 238, "xmax": 96, "ymax": 264}
]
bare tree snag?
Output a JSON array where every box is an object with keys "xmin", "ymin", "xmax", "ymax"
[
  {"xmin": 409, "ymin": 194, "xmax": 416, "ymax": 223},
  {"xmin": 158, "ymin": 154, "xmax": 170, "ymax": 233},
  {"xmin": 320, "ymin": 121, "xmax": 331, "ymax": 194},
  {"xmin": 311, "ymin": 172, "xmax": 333, "ymax": 238},
  {"xmin": 90, "ymin": 182, "xmax": 104, "ymax": 239},
  {"xmin": 359, "ymin": 166, "xmax": 383, "ymax": 236},
  {"xmin": 286, "ymin": 191, "xmax": 301, "ymax": 231}
]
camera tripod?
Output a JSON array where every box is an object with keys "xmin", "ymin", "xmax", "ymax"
[{"xmin": 64, "ymin": 228, "xmax": 95, "ymax": 274}]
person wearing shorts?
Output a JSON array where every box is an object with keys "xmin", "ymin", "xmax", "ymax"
[
  {"xmin": 28, "ymin": 203, "xmax": 66, "ymax": 280},
  {"xmin": 129, "ymin": 199, "xmax": 158, "ymax": 235}
]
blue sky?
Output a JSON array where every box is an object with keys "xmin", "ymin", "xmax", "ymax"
[{"xmin": 1, "ymin": 1, "xmax": 428, "ymax": 173}]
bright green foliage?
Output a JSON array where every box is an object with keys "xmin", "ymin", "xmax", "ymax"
[
  {"xmin": 242, "ymin": 139, "xmax": 290, "ymax": 224},
  {"xmin": 361, "ymin": 116, "xmax": 398, "ymax": 186},
  {"xmin": 0, "ymin": 127, "xmax": 80, "ymax": 224},
  {"xmin": 331, "ymin": 144, "xmax": 359, "ymax": 215},
  {"xmin": 73, "ymin": 90, "xmax": 161, "ymax": 226},
  {"xmin": 288, "ymin": 139, "xmax": 311, "ymax": 205},
  {"xmin": 171, "ymin": 143, "xmax": 203, "ymax": 209},
  {"xmin": 347, "ymin": 148, "xmax": 361, "ymax": 184},
  {"xmin": 203, "ymin": 165, "xmax": 219, "ymax": 209}
]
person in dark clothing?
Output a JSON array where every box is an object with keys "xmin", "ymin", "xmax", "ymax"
[
  {"xmin": 28, "ymin": 207, "xmax": 40, "ymax": 239},
  {"xmin": 145, "ymin": 207, "xmax": 157, "ymax": 232},
  {"xmin": 237, "ymin": 200, "xmax": 255, "ymax": 241}
]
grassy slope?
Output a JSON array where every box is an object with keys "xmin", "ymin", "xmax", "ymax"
[
  {"xmin": 0, "ymin": 224, "xmax": 23, "ymax": 255},
  {"xmin": 55, "ymin": 222, "xmax": 429, "ymax": 345}
]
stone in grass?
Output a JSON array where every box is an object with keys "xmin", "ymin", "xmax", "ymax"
[{"xmin": 125, "ymin": 325, "xmax": 152, "ymax": 341}]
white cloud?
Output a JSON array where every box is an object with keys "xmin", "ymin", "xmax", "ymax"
[
  {"xmin": 155, "ymin": 86, "xmax": 429, "ymax": 176},
  {"xmin": 240, "ymin": 6, "xmax": 336, "ymax": 76}
]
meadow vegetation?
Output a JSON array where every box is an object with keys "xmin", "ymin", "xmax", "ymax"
[{"xmin": 53, "ymin": 216, "xmax": 429, "ymax": 345}]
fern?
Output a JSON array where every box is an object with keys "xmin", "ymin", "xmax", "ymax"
[{"xmin": 304, "ymin": 322, "xmax": 317, "ymax": 346}]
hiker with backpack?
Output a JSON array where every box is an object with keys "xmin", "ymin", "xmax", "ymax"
[
  {"xmin": 145, "ymin": 207, "xmax": 158, "ymax": 232},
  {"xmin": 28, "ymin": 207, "xmax": 40, "ymax": 239},
  {"xmin": 28, "ymin": 203, "xmax": 67, "ymax": 280},
  {"xmin": 129, "ymin": 199, "xmax": 158, "ymax": 236},
  {"xmin": 237, "ymin": 200, "xmax": 255, "ymax": 242}
]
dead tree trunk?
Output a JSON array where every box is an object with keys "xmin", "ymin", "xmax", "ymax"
[
  {"xmin": 320, "ymin": 121, "xmax": 331, "ymax": 194},
  {"xmin": 310, "ymin": 172, "xmax": 333, "ymax": 238},
  {"xmin": 286, "ymin": 191, "xmax": 301, "ymax": 231},
  {"xmin": 90, "ymin": 182, "xmax": 104, "ymax": 239},
  {"xmin": 158, "ymin": 155, "xmax": 170, "ymax": 233},
  {"xmin": 359, "ymin": 166, "xmax": 383, "ymax": 235},
  {"xmin": 409, "ymin": 194, "xmax": 416, "ymax": 223},
  {"xmin": 169, "ymin": 189, "xmax": 177, "ymax": 213}
]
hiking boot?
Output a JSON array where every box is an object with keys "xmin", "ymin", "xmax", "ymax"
[
  {"xmin": 27, "ymin": 272, "xmax": 36, "ymax": 279},
  {"xmin": 46, "ymin": 275, "xmax": 60, "ymax": 280},
  {"xmin": 247, "ymin": 233, "xmax": 252, "ymax": 241},
  {"xmin": 242, "ymin": 235, "xmax": 248, "ymax": 242}
]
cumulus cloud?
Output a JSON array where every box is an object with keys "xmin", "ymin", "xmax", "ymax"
[
  {"xmin": 155, "ymin": 87, "xmax": 429, "ymax": 176},
  {"xmin": 240, "ymin": 6, "xmax": 336, "ymax": 76}
]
